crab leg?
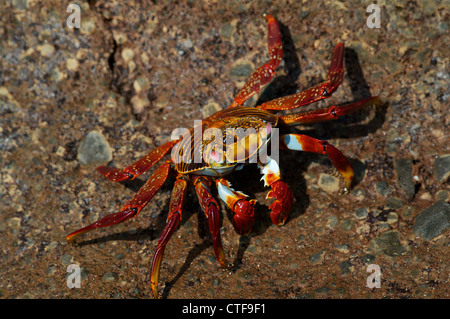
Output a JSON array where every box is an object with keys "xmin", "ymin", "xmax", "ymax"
[
  {"xmin": 97, "ymin": 140, "xmax": 178, "ymax": 182},
  {"xmin": 279, "ymin": 96, "xmax": 381, "ymax": 125},
  {"xmin": 216, "ymin": 178, "xmax": 256, "ymax": 235},
  {"xmin": 259, "ymin": 157, "xmax": 294, "ymax": 225},
  {"xmin": 258, "ymin": 42, "xmax": 345, "ymax": 111},
  {"xmin": 192, "ymin": 176, "xmax": 226, "ymax": 267},
  {"xmin": 280, "ymin": 134, "xmax": 354, "ymax": 192},
  {"xmin": 230, "ymin": 13, "xmax": 283, "ymax": 108},
  {"xmin": 150, "ymin": 175, "xmax": 188, "ymax": 299},
  {"xmin": 66, "ymin": 162, "xmax": 171, "ymax": 243}
]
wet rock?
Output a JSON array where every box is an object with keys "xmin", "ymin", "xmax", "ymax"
[
  {"xmin": 394, "ymin": 158, "xmax": 415, "ymax": 200},
  {"xmin": 413, "ymin": 201, "xmax": 450, "ymax": 240},
  {"xmin": 77, "ymin": 131, "xmax": 113, "ymax": 165},
  {"xmin": 434, "ymin": 154, "xmax": 450, "ymax": 183},
  {"xmin": 370, "ymin": 230, "xmax": 409, "ymax": 257}
]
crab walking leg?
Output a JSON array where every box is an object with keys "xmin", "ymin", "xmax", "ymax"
[
  {"xmin": 66, "ymin": 163, "xmax": 171, "ymax": 243},
  {"xmin": 280, "ymin": 134, "xmax": 354, "ymax": 192},
  {"xmin": 150, "ymin": 175, "xmax": 188, "ymax": 299},
  {"xmin": 280, "ymin": 96, "xmax": 381, "ymax": 125},
  {"xmin": 259, "ymin": 157, "xmax": 294, "ymax": 225},
  {"xmin": 192, "ymin": 176, "xmax": 226, "ymax": 267},
  {"xmin": 259, "ymin": 43, "xmax": 345, "ymax": 111},
  {"xmin": 97, "ymin": 140, "xmax": 178, "ymax": 182},
  {"xmin": 229, "ymin": 13, "xmax": 283, "ymax": 108},
  {"xmin": 216, "ymin": 178, "xmax": 256, "ymax": 235}
]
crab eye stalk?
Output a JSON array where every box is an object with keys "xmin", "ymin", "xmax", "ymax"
[{"xmin": 210, "ymin": 150, "xmax": 221, "ymax": 163}]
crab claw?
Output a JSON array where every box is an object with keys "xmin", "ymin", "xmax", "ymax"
[
  {"xmin": 267, "ymin": 180, "xmax": 294, "ymax": 225},
  {"xmin": 232, "ymin": 199, "xmax": 256, "ymax": 236}
]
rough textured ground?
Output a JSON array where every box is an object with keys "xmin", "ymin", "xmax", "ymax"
[{"xmin": 0, "ymin": 0, "xmax": 448, "ymax": 299}]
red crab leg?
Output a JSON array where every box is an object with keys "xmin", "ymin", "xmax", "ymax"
[
  {"xmin": 258, "ymin": 42, "xmax": 345, "ymax": 110},
  {"xmin": 66, "ymin": 162, "xmax": 171, "ymax": 243},
  {"xmin": 97, "ymin": 140, "xmax": 178, "ymax": 182},
  {"xmin": 259, "ymin": 157, "xmax": 294, "ymax": 225},
  {"xmin": 193, "ymin": 176, "xmax": 226, "ymax": 267},
  {"xmin": 280, "ymin": 134, "xmax": 354, "ymax": 192},
  {"xmin": 229, "ymin": 13, "xmax": 283, "ymax": 108},
  {"xmin": 150, "ymin": 175, "xmax": 189, "ymax": 299},
  {"xmin": 279, "ymin": 96, "xmax": 381, "ymax": 125},
  {"xmin": 216, "ymin": 178, "xmax": 256, "ymax": 235}
]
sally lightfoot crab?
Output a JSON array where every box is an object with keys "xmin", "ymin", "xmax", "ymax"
[{"xmin": 67, "ymin": 14, "xmax": 380, "ymax": 298}]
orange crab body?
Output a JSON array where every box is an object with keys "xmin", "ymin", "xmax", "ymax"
[{"xmin": 67, "ymin": 14, "xmax": 380, "ymax": 298}]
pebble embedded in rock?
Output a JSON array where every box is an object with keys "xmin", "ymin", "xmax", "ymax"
[
  {"xmin": 77, "ymin": 131, "xmax": 113, "ymax": 165},
  {"xmin": 434, "ymin": 154, "xmax": 450, "ymax": 183},
  {"xmin": 318, "ymin": 173, "xmax": 340, "ymax": 193},
  {"xmin": 202, "ymin": 102, "xmax": 222, "ymax": 118},
  {"xmin": 355, "ymin": 207, "xmax": 368, "ymax": 219},
  {"xmin": 102, "ymin": 272, "xmax": 119, "ymax": 282},
  {"xmin": 394, "ymin": 158, "xmax": 415, "ymax": 199},
  {"xmin": 130, "ymin": 95, "xmax": 150, "ymax": 114},
  {"xmin": 309, "ymin": 251, "xmax": 325, "ymax": 264},
  {"xmin": 375, "ymin": 181, "xmax": 391, "ymax": 197},
  {"xmin": 339, "ymin": 260, "xmax": 353, "ymax": 275},
  {"xmin": 7, "ymin": 217, "xmax": 21, "ymax": 230},
  {"xmin": 413, "ymin": 201, "xmax": 450, "ymax": 240},
  {"xmin": 370, "ymin": 230, "xmax": 409, "ymax": 257},
  {"xmin": 230, "ymin": 60, "xmax": 254, "ymax": 79},
  {"xmin": 385, "ymin": 197, "xmax": 404, "ymax": 209},
  {"xmin": 121, "ymin": 48, "xmax": 135, "ymax": 62},
  {"xmin": 39, "ymin": 43, "xmax": 55, "ymax": 57},
  {"xmin": 66, "ymin": 58, "xmax": 79, "ymax": 71}
]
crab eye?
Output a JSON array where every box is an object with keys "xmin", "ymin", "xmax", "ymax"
[
  {"xmin": 265, "ymin": 123, "xmax": 272, "ymax": 135},
  {"xmin": 210, "ymin": 150, "xmax": 221, "ymax": 163},
  {"xmin": 259, "ymin": 123, "xmax": 272, "ymax": 140}
]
